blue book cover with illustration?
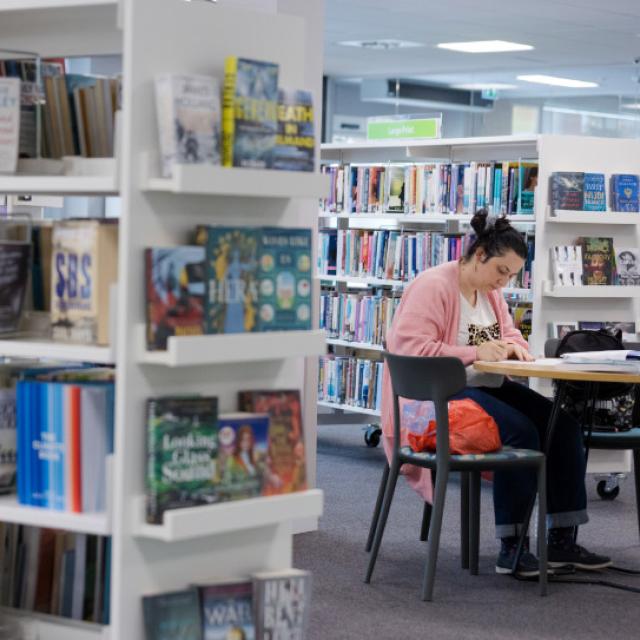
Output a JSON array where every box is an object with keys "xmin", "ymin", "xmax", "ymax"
[
  {"xmin": 196, "ymin": 226, "xmax": 259, "ymax": 334},
  {"xmin": 611, "ymin": 174, "xmax": 640, "ymax": 212},
  {"xmin": 583, "ymin": 173, "xmax": 606, "ymax": 211},
  {"xmin": 199, "ymin": 581, "xmax": 255, "ymax": 640},
  {"xmin": 256, "ymin": 227, "xmax": 312, "ymax": 332},
  {"xmin": 215, "ymin": 413, "xmax": 269, "ymax": 502}
]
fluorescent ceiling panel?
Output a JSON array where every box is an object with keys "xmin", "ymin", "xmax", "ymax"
[{"xmin": 437, "ymin": 40, "xmax": 533, "ymax": 53}]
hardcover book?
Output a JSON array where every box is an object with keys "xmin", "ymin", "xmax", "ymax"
[
  {"xmin": 155, "ymin": 74, "xmax": 221, "ymax": 178},
  {"xmin": 143, "ymin": 588, "xmax": 202, "ymax": 640},
  {"xmin": 257, "ymin": 228, "xmax": 312, "ymax": 332},
  {"xmin": 0, "ymin": 240, "xmax": 31, "ymax": 333},
  {"xmin": 252, "ymin": 569, "xmax": 311, "ymax": 640},
  {"xmin": 611, "ymin": 174, "xmax": 640, "ymax": 212},
  {"xmin": 145, "ymin": 396, "xmax": 219, "ymax": 524},
  {"xmin": 0, "ymin": 78, "xmax": 20, "ymax": 173},
  {"xmin": 517, "ymin": 161, "xmax": 537, "ymax": 214},
  {"xmin": 199, "ymin": 580, "xmax": 255, "ymax": 640},
  {"xmin": 551, "ymin": 172, "xmax": 584, "ymax": 211},
  {"xmin": 195, "ymin": 226, "xmax": 259, "ymax": 334},
  {"xmin": 215, "ymin": 413, "xmax": 269, "ymax": 502},
  {"xmin": 583, "ymin": 172, "xmax": 606, "ymax": 211},
  {"xmin": 272, "ymin": 89, "xmax": 314, "ymax": 172},
  {"xmin": 237, "ymin": 390, "xmax": 307, "ymax": 495},
  {"xmin": 614, "ymin": 247, "xmax": 640, "ymax": 285},
  {"xmin": 145, "ymin": 246, "xmax": 206, "ymax": 350},
  {"xmin": 222, "ymin": 57, "xmax": 279, "ymax": 168},
  {"xmin": 578, "ymin": 237, "xmax": 614, "ymax": 285},
  {"xmin": 51, "ymin": 220, "xmax": 119, "ymax": 345}
]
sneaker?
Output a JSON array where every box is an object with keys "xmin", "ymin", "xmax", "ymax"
[
  {"xmin": 496, "ymin": 539, "xmax": 540, "ymax": 577},
  {"xmin": 548, "ymin": 543, "xmax": 612, "ymax": 571}
]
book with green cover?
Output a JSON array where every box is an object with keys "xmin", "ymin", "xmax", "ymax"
[{"xmin": 143, "ymin": 589, "xmax": 202, "ymax": 640}]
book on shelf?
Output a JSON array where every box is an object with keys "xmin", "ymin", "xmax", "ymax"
[
  {"xmin": 145, "ymin": 246, "xmax": 206, "ymax": 350},
  {"xmin": 550, "ymin": 245, "xmax": 583, "ymax": 287},
  {"xmin": 0, "ymin": 78, "xmax": 20, "ymax": 173},
  {"xmin": 238, "ymin": 390, "xmax": 307, "ymax": 495},
  {"xmin": 31, "ymin": 222, "xmax": 54, "ymax": 312},
  {"xmin": 216, "ymin": 413, "xmax": 269, "ymax": 502},
  {"xmin": 143, "ymin": 588, "xmax": 202, "ymax": 640},
  {"xmin": 551, "ymin": 172, "xmax": 584, "ymax": 211},
  {"xmin": 614, "ymin": 247, "xmax": 640, "ymax": 286},
  {"xmin": 517, "ymin": 161, "xmax": 538, "ymax": 214},
  {"xmin": 583, "ymin": 173, "xmax": 606, "ymax": 211},
  {"xmin": 0, "ymin": 381, "xmax": 16, "ymax": 495},
  {"xmin": 0, "ymin": 238, "xmax": 31, "ymax": 333},
  {"xmin": 318, "ymin": 355, "xmax": 383, "ymax": 412},
  {"xmin": 198, "ymin": 580, "xmax": 255, "ymax": 640},
  {"xmin": 51, "ymin": 219, "xmax": 119, "ymax": 345},
  {"xmin": 578, "ymin": 236, "xmax": 614, "ymax": 285},
  {"xmin": 611, "ymin": 174, "xmax": 640, "ymax": 212},
  {"xmin": 272, "ymin": 88, "xmax": 314, "ymax": 172},
  {"xmin": 145, "ymin": 396, "xmax": 218, "ymax": 525},
  {"xmin": 551, "ymin": 321, "xmax": 578, "ymax": 340},
  {"xmin": 155, "ymin": 74, "xmax": 222, "ymax": 179},
  {"xmin": 252, "ymin": 568, "xmax": 311, "ymax": 640},
  {"xmin": 222, "ymin": 57, "xmax": 279, "ymax": 169}
]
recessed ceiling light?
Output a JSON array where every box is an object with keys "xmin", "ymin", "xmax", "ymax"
[
  {"xmin": 451, "ymin": 82, "xmax": 518, "ymax": 90},
  {"xmin": 338, "ymin": 39, "xmax": 423, "ymax": 50},
  {"xmin": 437, "ymin": 40, "xmax": 533, "ymax": 53},
  {"xmin": 621, "ymin": 102, "xmax": 640, "ymax": 110},
  {"xmin": 517, "ymin": 74, "xmax": 598, "ymax": 88}
]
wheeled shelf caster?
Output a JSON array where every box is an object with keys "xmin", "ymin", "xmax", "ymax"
[
  {"xmin": 364, "ymin": 425, "xmax": 381, "ymax": 448},
  {"xmin": 597, "ymin": 479, "xmax": 620, "ymax": 500}
]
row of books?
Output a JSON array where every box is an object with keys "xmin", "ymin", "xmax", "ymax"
[
  {"xmin": 551, "ymin": 172, "xmax": 639, "ymax": 212},
  {"xmin": 551, "ymin": 238, "xmax": 640, "ymax": 287},
  {"xmin": 156, "ymin": 56, "xmax": 314, "ymax": 178},
  {"xmin": 320, "ymin": 290, "xmax": 400, "ymax": 346},
  {"xmin": 146, "ymin": 225, "xmax": 312, "ymax": 351},
  {"xmin": 321, "ymin": 160, "xmax": 537, "ymax": 216},
  {"xmin": 143, "ymin": 569, "xmax": 309, "ymax": 640},
  {"xmin": 550, "ymin": 320, "xmax": 637, "ymax": 341},
  {"xmin": 146, "ymin": 389, "xmax": 306, "ymax": 525},
  {"xmin": 318, "ymin": 229, "xmax": 470, "ymax": 282},
  {"xmin": 16, "ymin": 367, "xmax": 114, "ymax": 513},
  {"xmin": 0, "ymin": 523, "xmax": 110, "ymax": 624},
  {"xmin": 318, "ymin": 355, "xmax": 383, "ymax": 412}
]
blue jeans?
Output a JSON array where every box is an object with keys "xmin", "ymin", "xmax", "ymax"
[{"xmin": 452, "ymin": 379, "xmax": 588, "ymax": 538}]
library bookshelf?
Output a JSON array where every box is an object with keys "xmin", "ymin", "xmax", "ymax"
[
  {"xmin": 318, "ymin": 134, "xmax": 639, "ymax": 474},
  {"xmin": 0, "ymin": 0, "xmax": 326, "ymax": 638}
]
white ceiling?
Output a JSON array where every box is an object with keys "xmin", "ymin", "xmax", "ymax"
[{"xmin": 324, "ymin": 0, "xmax": 640, "ymax": 98}]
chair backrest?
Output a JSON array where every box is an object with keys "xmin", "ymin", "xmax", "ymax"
[
  {"xmin": 545, "ymin": 338, "xmax": 559, "ymax": 358},
  {"xmin": 383, "ymin": 351, "xmax": 466, "ymax": 458}
]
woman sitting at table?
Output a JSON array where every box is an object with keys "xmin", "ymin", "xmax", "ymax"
[{"xmin": 381, "ymin": 210, "xmax": 611, "ymax": 576}]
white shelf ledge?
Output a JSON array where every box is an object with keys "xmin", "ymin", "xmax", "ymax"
[
  {"xmin": 137, "ymin": 326, "xmax": 327, "ymax": 367},
  {"xmin": 0, "ymin": 607, "xmax": 107, "ymax": 640},
  {"xmin": 326, "ymin": 338, "xmax": 384, "ymax": 351},
  {"xmin": 142, "ymin": 161, "xmax": 329, "ymax": 198},
  {"xmin": 0, "ymin": 495, "xmax": 110, "ymax": 535},
  {"xmin": 133, "ymin": 489, "xmax": 323, "ymax": 542},
  {"xmin": 543, "ymin": 282, "xmax": 640, "ymax": 298},
  {"xmin": 0, "ymin": 174, "xmax": 118, "ymax": 196},
  {"xmin": 0, "ymin": 337, "xmax": 114, "ymax": 363},
  {"xmin": 319, "ymin": 211, "xmax": 536, "ymax": 224},
  {"xmin": 319, "ymin": 274, "xmax": 406, "ymax": 288},
  {"xmin": 317, "ymin": 400, "xmax": 381, "ymax": 417},
  {"xmin": 548, "ymin": 208, "xmax": 640, "ymax": 224}
]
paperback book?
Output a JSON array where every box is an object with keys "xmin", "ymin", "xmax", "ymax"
[
  {"xmin": 143, "ymin": 589, "xmax": 202, "ymax": 640},
  {"xmin": 0, "ymin": 78, "xmax": 20, "ymax": 173},
  {"xmin": 145, "ymin": 396, "xmax": 219, "ymax": 524},
  {"xmin": 199, "ymin": 580, "xmax": 255, "ymax": 640},
  {"xmin": 551, "ymin": 172, "xmax": 584, "ymax": 211},
  {"xmin": 222, "ymin": 57, "xmax": 279, "ymax": 168},
  {"xmin": 614, "ymin": 247, "xmax": 640, "ymax": 285},
  {"xmin": 155, "ymin": 74, "xmax": 222, "ymax": 178},
  {"xmin": 583, "ymin": 172, "xmax": 606, "ymax": 211},
  {"xmin": 0, "ymin": 240, "xmax": 31, "ymax": 333},
  {"xmin": 550, "ymin": 245, "xmax": 583, "ymax": 287},
  {"xmin": 145, "ymin": 246, "xmax": 206, "ymax": 350},
  {"xmin": 578, "ymin": 237, "xmax": 614, "ymax": 285},
  {"xmin": 517, "ymin": 161, "xmax": 537, "ymax": 214},
  {"xmin": 611, "ymin": 174, "xmax": 640, "ymax": 212},
  {"xmin": 238, "ymin": 390, "xmax": 307, "ymax": 495},
  {"xmin": 272, "ymin": 89, "xmax": 314, "ymax": 172}
]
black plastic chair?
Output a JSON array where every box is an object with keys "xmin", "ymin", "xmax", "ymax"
[
  {"xmin": 365, "ymin": 352, "xmax": 547, "ymax": 601},
  {"xmin": 546, "ymin": 338, "xmax": 640, "ymax": 539}
]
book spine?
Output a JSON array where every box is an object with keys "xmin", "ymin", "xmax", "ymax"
[{"xmin": 222, "ymin": 57, "xmax": 238, "ymax": 167}]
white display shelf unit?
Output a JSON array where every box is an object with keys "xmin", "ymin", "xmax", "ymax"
[
  {"xmin": 542, "ymin": 282, "xmax": 640, "ymax": 298},
  {"xmin": 0, "ymin": 337, "xmax": 114, "ymax": 364},
  {"xmin": 326, "ymin": 338, "xmax": 384, "ymax": 351},
  {"xmin": 317, "ymin": 400, "xmax": 381, "ymax": 417},
  {"xmin": 133, "ymin": 489, "xmax": 323, "ymax": 543},
  {"xmin": 547, "ymin": 208, "xmax": 640, "ymax": 224},
  {"xmin": 0, "ymin": 607, "xmax": 107, "ymax": 640},
  {"xmin": 137, "ymin": 327, "xmax": 327, "ymax": 367}
]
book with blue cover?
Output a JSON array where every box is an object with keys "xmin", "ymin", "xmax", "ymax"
[
  {"xmin": 272, "ymin": 89, "xmax": 314, "ymax": 172},
  {"xmin": 583, "ymin": 172, "xmax": 606, "ymax": 211},
  {"xmin": 551, "ymin": 172, "xmax": 584, "ymax": 211},
  {"xmin": 257, "ymin": 228, "xmax": 312, "ymax": 332},
  {"xmin": 196, "ymin": 227, "xmax": 259, "ymax": 334},
  {"xmin": 611, "ymin": 174, "xmax": 640, "ymax": 212},
  {"xmin": 198, "ymin": 581, "xmax": 255, "ymax": 640},
  {"xmin": 143, "ymin": 589, "xmax": 202, "ymax": 640}
]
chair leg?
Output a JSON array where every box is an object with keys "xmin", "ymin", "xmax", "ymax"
[
  {"xmin": 420, "ymin": 468, "xmax": 437, "ymax": 542},
  {"xmin": 365, "ymin": 461, "xmax": 390, "ymax": 552},
  {"xmin": 421, "ymin": 466, "xmax": 449, "ymax": 601},
  {"xmin": 537, "ymin": 460, "xmax": 548, "ymax": 597},
  {"xmin": 469, "ymin": 472, "xmax": 480, "ymax": 576},
  {"xmin": 365, "ymin": 459, "xmax": 400, "ymax": 583},
  {"xmin": 634, "ymin": 450, "xmax": 640, "ymax": 543},
  {"xmin": 460, "ymin": 472, "xmax": 470, "ymax": 570}
]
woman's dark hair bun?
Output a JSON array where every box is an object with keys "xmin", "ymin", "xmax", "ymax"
[
  {"xmin": 470, "ymin": 209, "xmax": 489, "ymax": 236},
  {"xmin": 494, "ymin": 215, "xmax": 511, "ymax": 233}
]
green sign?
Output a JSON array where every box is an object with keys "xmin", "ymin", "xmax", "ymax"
[{"xmin": 366, "ymin": 117, "xmax": 441, "ymax": 141}]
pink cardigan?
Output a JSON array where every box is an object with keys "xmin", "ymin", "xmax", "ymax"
[{"xmin": 381, "ymin": 260, "xmax": 528, "ymax": 501}]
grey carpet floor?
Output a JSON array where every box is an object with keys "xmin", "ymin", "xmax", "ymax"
[{"xmin": 294, "ymin": 424, "xmax": 640, "ymax": 640}]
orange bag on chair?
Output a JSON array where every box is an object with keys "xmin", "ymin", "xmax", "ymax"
[{"xmin": 407, "ymin": 399, "xmax": 501, "ymax": 455}]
